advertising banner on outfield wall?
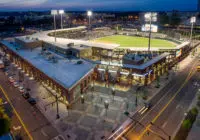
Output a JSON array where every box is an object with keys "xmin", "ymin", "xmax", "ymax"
[{"xmin": 141, "ymin": 24, "xmax": 158, "ymax": 32}]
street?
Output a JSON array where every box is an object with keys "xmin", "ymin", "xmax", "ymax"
[
  {"xmin": 111, "ymin": 55, "xmax": 200, "ymax": 140},
  {"xmin": 0, "ymin": 70, "xmax": 59, "ymax": 140}
]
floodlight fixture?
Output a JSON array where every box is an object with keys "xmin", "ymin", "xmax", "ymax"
[
  {"xmin": 190, "ymin": 16, "xmax": 196, "ymax": 23},
  {"xmin": 59, "ymin": 9, "xmax": 64, "ymax": 14},
  {"xmin": 51, "ymin": 10, "xmax": 58, "ymax": 42},
  {"xmin": 51, "ymin": 10, "xmax": 58, "ymax": 15},
  {"xmin": 87, "ymin": 10, "xmax": 92, "ymax": 17},
  {"xmin": 144, "ymin": 12, "xmax": 157, "ymax": 22}
]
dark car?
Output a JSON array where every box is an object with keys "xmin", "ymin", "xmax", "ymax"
[
  {"xmin": 27, "ymin": 98, "xmax": 36, "ymax": 105},
  {"xmin": 22, "ymin": 92, "xmax": 30, "ymax": 99}
]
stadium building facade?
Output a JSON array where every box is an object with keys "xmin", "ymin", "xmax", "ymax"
[{"xmin": 0, "ymin": 26, "xmax": 198, "ymax": 105}]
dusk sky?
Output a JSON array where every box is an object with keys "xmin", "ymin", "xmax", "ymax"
[{"xmin": 0, "ymin": 0, "xmax": 197, "ymax": 11}]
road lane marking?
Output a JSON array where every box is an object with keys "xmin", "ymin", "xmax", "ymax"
[
  {"xmin": 138, "ymin": 106, "xmax": 145, "ymax": 113},
  {"xmin": 125, "ymin": 83, "xmax": 178, "ymax": 137},
  {"xmin": 41, "ymin": 129, "xmax": 48, "ymax": 137},
  {"xmin": 176, "ymin": 104, "xmax": 180, "ymax": 109},
  {"xmin": 162, "ymin": 122, "xmax": 167, "ymax": 128},
  {"xmin": 140, "ymin": 108, "xmax": 148, "ymax": 115},
  {"xmin": 138, "ymin": 60, "xmax": 198, "ymax": 139},
  {"xmin": 0, "ymin": 86, "xmax": 33, "ymax": 140}
]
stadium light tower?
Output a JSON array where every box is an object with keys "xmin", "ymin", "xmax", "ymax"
[
  {"xmin": 190, "ymin": 16, "xmax": 196, "ymax": 41},
  {"xmin": 144, "ymin": 12, "xmax": 157, "ymax": 57},
  {"xmin": 59, "ymin": 10, "xmax": 64, "ymax": 29},
  {"xmin": 87, "ymin": 10, "xmax": 92, "ymax": 29},
  {"xmin": 51, "ymin": 10, "xmax": 58, "ymax": 42}
]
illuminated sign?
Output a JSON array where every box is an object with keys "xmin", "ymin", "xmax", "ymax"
[{"xmin": 141, "ymin": 24, "xmax": 158, "ymax": 32}]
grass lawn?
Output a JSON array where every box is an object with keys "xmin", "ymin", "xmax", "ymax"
[{"xmin": 92, "ymin": 35, "xmax": 177, "ymax": 48}]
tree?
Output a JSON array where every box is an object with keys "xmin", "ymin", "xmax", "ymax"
[
  {"xmin": 170, "ymin": 11, "xmax": 181, "ymax": 27},
  {"xmin": 159, "ymin": 12, "xmax": 170, "ymax": 25},
  {"xmin": 155, "ymin": 75, "xmax": 160, "ymax": 88},
  {"xmin": 191, "ymin": 107, "xmax": 198, "ymax": 116},
  {"xmin": 0, "ymin": 98, "xmax": 11, "ymax": 136},
  {"xmin": 182, "ymin": 119, "xmax": 192, "ymax": 130}
]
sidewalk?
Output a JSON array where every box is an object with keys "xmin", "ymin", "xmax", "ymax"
[
  {"xmin": 5, "ymin": 50, "xmax": 198, "ymax": 140},
  {"xmin": 186, "ymin": 91, "xmax": 200, "ymax": 140}
]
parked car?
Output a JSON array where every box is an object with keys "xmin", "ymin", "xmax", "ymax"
[
  {"xmin": 18, "ymin": 86, "xmax": 25, "ymax": 93},
  {"xmin": 27, "ymin": 98, "xmax": 36, "ymax": 105},
  {"xmin": 9, "ymin": 77, "xmax": 15, "ymax": 83},
  {"xmin": 22, "ymin": 92, "xmax": 30, "ymax": 99},
  {"xmin": 5, "ymin": 71, "xmax": 9, "ymax": 76},
  {"xmin": 8, "ymin": 76, "xmax": 13, "ymax": 79},
  {"xmin": 13, "ymin": 82, "xmax": 19, "ymax": 87}
]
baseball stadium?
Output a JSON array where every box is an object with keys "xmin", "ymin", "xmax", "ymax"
[{"xmin": 0, "ymin": 26, "xmax": 199, "ymax": 105}]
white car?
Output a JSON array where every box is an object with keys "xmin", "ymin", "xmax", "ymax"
[
  {"xmin": 13, "ymin": 82, "xmax": 19, "ymax": 88},
  {"xmin": 9, "ymin": 76, "xmax": 13, "ymax": 80},
  {"xmin": 5, "ymin": 71, "xmax": 9, "ymax": 76},
  {"xmin": 18, "ymin": 86, "xmax": 25, "ymax": 93},
  {"xmin": 9, "ymin": 77, "xmax": 15, "ymax": 83}
]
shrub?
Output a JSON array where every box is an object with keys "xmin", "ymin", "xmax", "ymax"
[
  {"xmin": 182, "ymin": 119, "xmax": 192, "ymax": 130},
  {"xmin": 191, "ymin": 107, "xmax": 198, "ymax": 116},
  {"xmin": 197, "ymin": 100, "xmax": 200, "ymax": 108}
]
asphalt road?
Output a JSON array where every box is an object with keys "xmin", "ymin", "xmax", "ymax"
[
  {"xmin": 0, "ymin": 70, "xmax": 59, "ymax": 140},
  {"xmin": 0, "ymin": 89, "xmax": 29, "ymax": 140},
  {"xmin": 119, "ymin": 57, "xmax": 200, "ymax": 140},
  {"xmin": 142, "ymin": 68, "xmax": 200, "ymax": 140}
]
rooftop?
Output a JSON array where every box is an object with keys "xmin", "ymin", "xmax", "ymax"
[
  {"xmin": 15, "ymin": 36, "xmax": 39, "ymax": 43},
  {"xmin": 98, "ymin": 52, "xmax": 169, "ymax": 70},
  {"xmin": 1, "ymin": 40, "xmax": 94, "ymax": 89}
]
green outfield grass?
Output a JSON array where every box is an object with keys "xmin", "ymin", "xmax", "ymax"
[{"xmin": 92, "ymin": 35, "xmax": 177, "ymax": 48}]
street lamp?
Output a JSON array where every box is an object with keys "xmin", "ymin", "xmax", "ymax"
[
  {"xmin": 51, "ymin": 10, "xmax": 58, "ymax": 42},
  {"xmin": 111, "ymin": 87, "xmax": 115, "ymax": 101},
  {"xmin": 80, "ymin": 95, "xmax": 85, "ymax": 109},
  {"xmin": 144, "ymin": 12, "xmax": 157, "ymax": 57},
  {"xmin": 56, "ymin": 95, "xmax": 60, "ymax": 119},
  {"xmin": 91, "ymin": 83, "xmax": 94, "ymax": 98},
  {"xmin": 87, "ymin": 10, "xmax": 92, "ymax": 29},
  {"xmin": 59, "ymin": 10, "xmax": 64, "ymax": 29},
  {"xmin": 104, "ymin": 100, "xmax": 109, "ymax": 119},
  {"xmin": 190, "ymin": 16, "xmax": 196, "ymax": 45}
]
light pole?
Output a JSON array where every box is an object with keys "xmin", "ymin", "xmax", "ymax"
[
  {"xmin": 51, "ymin": 10, "xmax": 58, "ymax": 42},
  {"xmin": 59, "ymin": 10, "xmax": 64, "ymax": 29},
  {"xmin": 91, "ymin": 83, "xmax": 94, "ymax": 98},
  {"xmin": 56, "ymin": 95, "xmax": 60, "ymax": 119},
  {"xmin": 104, "ymin": 100, "xmax": 109, "ymax": 119},
  {"xmin": 81, "ymin": 95, "xmax": 85, "ymax": 109},
  {"xmin": 87, "ymin": 10, "xmax": 92, "ymax": 30},
  {"xmin": 144, "ymin": 12, "xmax": 157, "ymax": 58},
  {"xmin": 111, "ymin": 87, "xmax": 115, "ymax": 101},
  {"xmin": 190, "ymin": 16, "xmax": 196, "ymax": 46}
]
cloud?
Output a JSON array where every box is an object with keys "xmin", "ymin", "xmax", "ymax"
[
  {"xmin": 0, "ymin": 0, "xmax": 197, "ymax": 11},
  {"xmin": 0, "ymin": 0, "xmax": 48, "ymax": 7}
]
